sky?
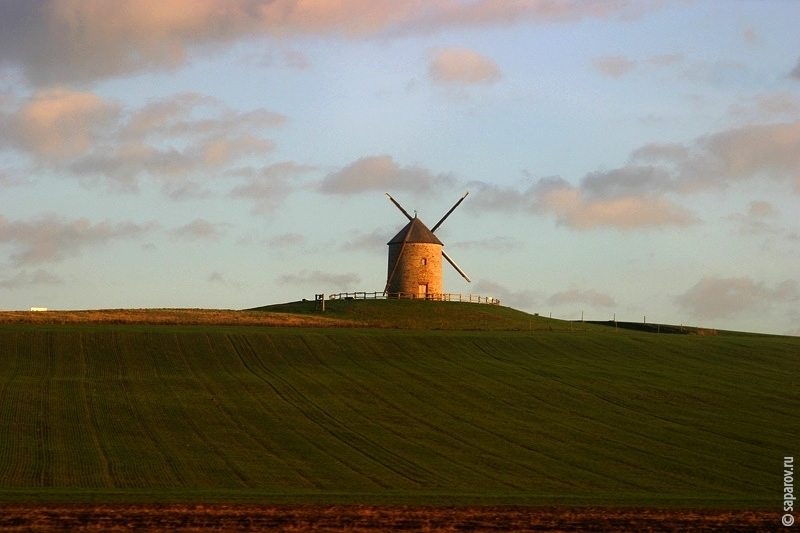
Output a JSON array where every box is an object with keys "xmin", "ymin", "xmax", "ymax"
[{"xmin": 1, "ymin": 0, "xmax": 799, "ymax": 335}]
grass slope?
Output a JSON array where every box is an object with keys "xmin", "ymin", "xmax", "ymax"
[
  {"xmin": 0, "ymin": 301, "xmax": 797, "ymax": 506},
  {"xmin": 254, "ymin": 299, "xmax": 590, "ymax": 331}
]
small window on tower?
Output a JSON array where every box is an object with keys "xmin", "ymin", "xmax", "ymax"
[{"xmin": 422, "ymin": 258, "xmax": 427, "ymax": 266}]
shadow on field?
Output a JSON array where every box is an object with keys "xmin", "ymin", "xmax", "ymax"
[{"xmin": 584, "ymin": 321, "xmax": 718, "ymax": 335}]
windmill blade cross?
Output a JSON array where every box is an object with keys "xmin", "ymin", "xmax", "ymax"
[
  {"xmin": 442, "ymin": 249, "xmax": 471, "ymax": 283},
  {"xmin": 385, "ymin": 193, "xmax": 413, "ymax": 221},
  {"xmin": 431, "ymin": 191, "xmax": 469, "ymax": 233}
]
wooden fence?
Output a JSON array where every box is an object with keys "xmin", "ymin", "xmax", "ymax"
[{"xmin": 327, "ymin": 292, "xmax": 500, "ymax": 305}]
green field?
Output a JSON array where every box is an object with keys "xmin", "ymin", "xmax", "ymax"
[{"xmin": 0, "ymin": 301, "xmax": 797, "ymax": 506}]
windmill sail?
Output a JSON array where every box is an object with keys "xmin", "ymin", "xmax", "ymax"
[
  {"xmin": 431, "ymin": 191, "xmax": 469, "ymax": 233},
  {"xmin": 442, "ymin": 249, "xmax": 471, "ymax": 283},
  {"xmin": 385, "ymin": 192, "xmax": 472, "ymax": 297},
  {"xmin": 385, "ymin": 193, "xmax": 413, "ymax": 221}
]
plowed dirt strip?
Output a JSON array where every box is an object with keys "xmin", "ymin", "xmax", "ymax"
[{"xmin": 0, "ymin": 504, "xmax": 777, "ymax": 532}]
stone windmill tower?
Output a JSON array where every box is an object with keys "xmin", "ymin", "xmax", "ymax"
[{"xmin": 384, "ymin": 192, "xmax": 471, "ymax": 299}]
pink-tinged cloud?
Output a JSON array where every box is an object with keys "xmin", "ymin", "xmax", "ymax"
[
  {"xmin": 676, "ymin": 277, "xmax": 799, "ymax": 320},
  {"xmin": 631, "ymin": 121, "xmax": 800, "ymax": 193},
  {"xmin": 685, "ymin": 121, "xmax": 800, "ymax": 191},
  {"xmin": 229, "ymin": 161, "xmax": 316, "ymax": 214},
  {"xmin": 469, "ymin": 118, "xmax": 800, "ymax": 230},
  {"xmin": 592, "ymin": 55, "xmax": 636, "ymax": 78},
  {"xmin": 200, "ymin": 134, "xmax": 275, "ymax": 166},
  {"xmin": 743, "ymin": 28, "xmax": 760, "ymax": 46},
  {"xmin": 629, "ymin": 142, "xmax": 690, "ymax": 163},
  {"xmin": 0, "ymin": 0, "xmax": 657, "ymax": 84},
  {"xmin": 726, "ymin": 200, "xmax": 779, "ymax": 236},
  {"xmin": 429, "ymin": 47, "xmax": 501, "ymax": 84},
  {"xmin": 468, "ymin": 177, "xmax": 698, "ymax": 231},
  {"xmin": 3, "ymin": 89, "xmax": 119, "ymax": 159},
  {"xmin": 535, "ymin": 179, "xmax": 699, "ymax": 230},
  {"xmin": 754, "ymin": 92, "xmax": 800, "ymax": 117},
  {"xmin": 2, "ymin": 90, "xmax": 285, "ymax": 195},
  {"xmin": 121, "ymin": 93, "xmax": 286, "ymax": 141},
  {"xmin": 319, "ymin": 155, "xmax": 453, "ymax": 195},
  {"xmin": 0, "ymin": 214, "xmax": 158, "ymax": 266},
  {"xmin": 747, "ymin": 200, "xmax": 775, "ymax": 218},
  {"xmin": 169, "ymin": 219, "xmax": 229, "ymax": 241}
]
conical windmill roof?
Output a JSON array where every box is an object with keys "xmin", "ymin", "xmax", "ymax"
[{"xmin": 387, "ymin": 217, "xmax": 443, "ymax": 245}]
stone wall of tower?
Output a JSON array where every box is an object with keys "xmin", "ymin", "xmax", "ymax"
[{"xmin": 386, "ymin": 242, "xmax": 443, "ymax": 297}]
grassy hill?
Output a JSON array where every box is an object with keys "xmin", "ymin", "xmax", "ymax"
[
  {"xmin": 256, "ymin": 299, "xmax": 594, "ymax": 331},
  {"xmin": 0, "ymin": 301, "xmax": 797, "ymax": 507}
]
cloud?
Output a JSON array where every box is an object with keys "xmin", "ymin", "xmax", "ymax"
[
  {"xmin": 277, "ymin": 269, "xmax": 360, "ymax": 288},
  {"xmin": 121, "ymin": 93, "xmax": 286, "ymax": 140},
  {"xmin": 1, "ymin": 90, "xmax": 284, "ymax": 195},
  {"xmin": 754, "ymin": 93, "xmax": 800, "ymax": 117},
  {"xmin": 341, "ymin": 230, "xmax": 389, "ymax": 252},
  {"xmin": 451, "ymin": 236, "xmax": 522, "ymax": 252},
  {"xmin": 726, "ymin": 200, "xmax": 779, "ymax": 235},
  {"xmin": 0, "ymin": 214, "xmax": 157, "ymax": 266},
  {"xmin": 0, "ymin": 0, "xmax": 655, "ymax": 85},
  {"xmin": 678, "ymin": 121, "xmax": 800, "ymax": 191},
  {"xmin": 2, "ymin": 89, "xmax": 120, "ymax": 159},
  {"xmin": 429, "ymin": 47, "xmax": 501, "ymax": 84},
  {"xmin": 229, "ymin": 161, "xmax": 316, "ymax": 214},
  {"xmin": 790, "ymin": 57, "xmax": 800, "ymax": 80},
  {"xmin": 538, "ymin": 186, "xmax": 697, "ymax": 230},
  {"xmin": 676, "ymin": 277, "xmax": 799, "ymax": 320},
  {"xmin": 547, "ymin": 289, "xmax": 616, "ymax": 308},
  {"xmin": 0, "ymin": 171, "xmax": 25, "ymax": 188},
  {"xmin": 592, "ymin": 55, "xmax": 636, "ymax": 78},
  {"xmin": 746, "ymin": 200, "xmax": 775, "ymax": 218},
  {"xmin": 470, "ymin": 119, "xmax": 800, "ymax": 230},
  {"xmin": 473, "ymin": 280, "xmax": 540, "ymax": 310},
  {"xmin": 630, "ymin": 122, "xmax": 800, "ymax": 193},
  {"xmin": 169, "ymin": 219, "xmax": 228, "ymax": 240},
  {"xmin": 470, "ymin": 176, "xmax": 698, "ymax": 230},
  {"xmin": 66, "ymin": 143, "xmax": 197, "ymax": 193},
  {"xmin": 0, "ymin": 269, "xmax": 63, "ymax": 290},
  {"xmin": 319, "ymin": 155, "xmax": 453, "ymax": 195},
  {"xmin": 207, "ymin": 271, "xmax": 241, "ymax": 289},
  {"xmin": 593, "ymin": 53, "xmax": 689, "ymax": 78},
  {"xmin": 728, "ymin": 92, "xmax": 800, "ymax": 122},
  {"xmin": 580, "ymin": 165, "xmax": 675, "ymax": 199},
  {"xmin": 743, "ymin": 28, "xmax": 760, "ymax": 46},
  {"xmin": 265, "ymin": 233, "xmax": 306, "ymax": 248}
]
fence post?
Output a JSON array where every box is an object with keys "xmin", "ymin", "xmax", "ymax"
[{"xmin": 315, "ymin": 294, "xmax": 325, "ymax": 312}]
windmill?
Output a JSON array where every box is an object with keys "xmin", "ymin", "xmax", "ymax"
[{"xmin": 384, "ymin": 192, "xmax": 471, "ymax": 299}]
